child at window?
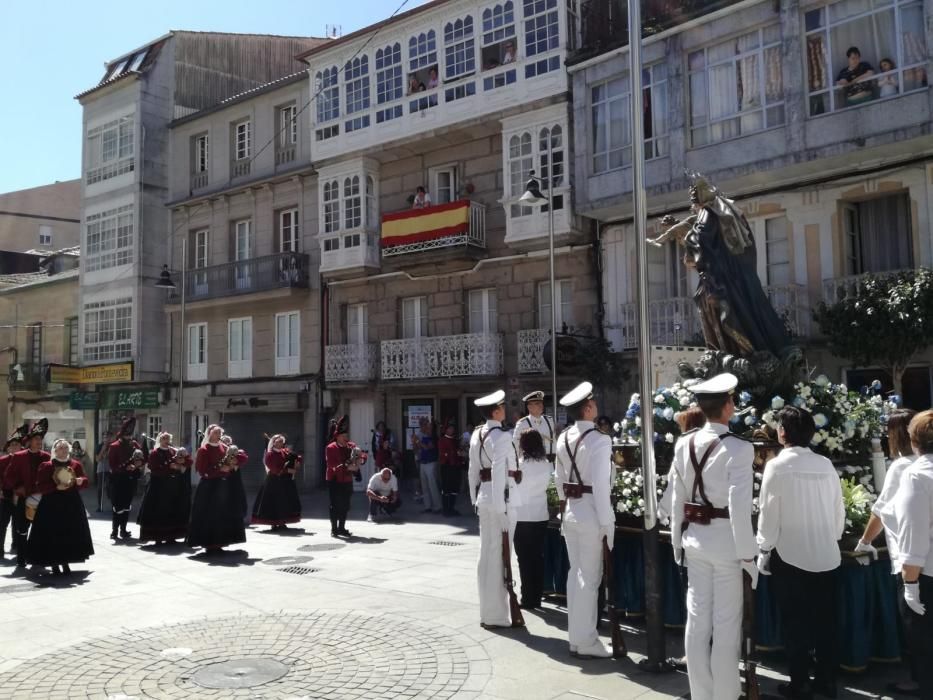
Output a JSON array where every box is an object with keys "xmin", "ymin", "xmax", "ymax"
[
  {"xmin": 877, "ymin": 58, "xmax": 898, "ymax": 97},
  {"xmin": 427, "ymin": 67, "xmax": 439, "ymax": 89}
]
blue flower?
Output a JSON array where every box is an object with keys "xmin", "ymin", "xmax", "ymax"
[
  {"xmin": 792, "ymin": 396, "xmax": 806, "ymax": 408},
  {"xmin": 738, "ymin": 391, "xmax": 752, "ymax": 405},
  {"xmin": 890, "ymin": 394, "xmax": 903, "ymax": 407},
  {"xmin": 662, "ymin": 407, "xmax": 674, "ymax": 421}
]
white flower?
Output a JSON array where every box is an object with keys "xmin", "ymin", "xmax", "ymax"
[
  {"xmin": 815, "ymin": 374, "xmax": 830, "ymax": 387},
  {"xmin": 679, "ymin": 397, "xmax": 691, "ymax": 408},
  {"xmin": 771, "ymin": 396, "xmax": 785, "ymax": 410},
  {"xmin": 799, "ymin": 385, "xmax": 812, "ymax": 398},
  {"xmin": 635, "ymin": 417, "xmax": 642, "ymax": 427},
  {"xmin": 662, "ymin": 407, "xmax": 675, "ymax": 421},
  {"xmin": 814, "ymin": 413, "xmax": 829, "ymax": 428},
  {"xmin": 665, "ymin": 433, "xmax": 674, "ymax": 444},
  {"xmin": 623, "ymin": 488, "xmax": 632, "ymax": 497},
  {"xmin": 654, "ymin": 393, "xmax": 665, "ymax": 405},
  {"xmin": 634, "ymin": 474, "xmax": 644, "ymax": 486},
  {"xmin": 613, "ymin": 422, "xmax": 622, "ymax": 433},
  {"xmin": 632, "ymin": 508, "xmax": 642, "ymax": 517},
  {"xmin": 637, "ymin": 498, "xmax": 645, "ymax": 507},
  {"xmin": 811, "ymin": 431, "xmax": 824, "ymax": 445}
]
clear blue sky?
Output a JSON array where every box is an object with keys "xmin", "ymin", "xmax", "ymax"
[{"xmin": 0, "ymin": 0, "xmax": 428, "ymax": 194}]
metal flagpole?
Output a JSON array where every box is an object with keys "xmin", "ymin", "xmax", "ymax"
[
  {"xmin": 628, "ymin": 0, "xmax": 667, "ymax": 670},
  {"xmin": 547, "ymin": 139, "xmax": 558, "ymax": 428},
  {"xmin": 178, "ymin": 245, "xmax": 190, "ymax": 500}
]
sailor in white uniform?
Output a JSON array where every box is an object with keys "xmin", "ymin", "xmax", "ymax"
[
  {"xmin": 469, "ymin": 389, "xmax": 521, "ymax": 628},
  {"xmin": 554, "ymin": 381, "xmax": 615, "ymax": 658},
  {"xmin": 670, "ymin": 372, "xmax": 758, "ymax": 700},
  {"xmin": 513, "ymin": 390, "xmax": 556, "ymax": 462}
]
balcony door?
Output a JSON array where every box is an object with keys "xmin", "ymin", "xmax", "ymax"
[
  {"xmin": 402, "ymin": 296, "xmax": 427, "ymax": 339},
  {"xmin": 234, "ymin": 219, "xmax": 252, "ymax": 290},
  {"xmin": 431, "ymin": 165, "xmax": 457, "ymax": 205},
  {"xmin": 468, "ymin": 288, "xmax": 497, "ymax": 335},
  {"xmin": 192, "ymin": 229, "xmax": 209, "ymax": 296},
  {"xmin": 347, "ymin": 303, "xmax": 368, "ymax": 345},
  {"xmin": 842, "ymin": 194, "xmax": 913, "ymax": 275}
]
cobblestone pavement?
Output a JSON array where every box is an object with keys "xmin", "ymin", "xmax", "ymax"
[{"xmin": 0, "ymin": 491, "xmax": 904, "ymax": 699}]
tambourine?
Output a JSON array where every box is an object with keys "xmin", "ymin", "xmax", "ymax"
[{"xmin": 53, "ymin": 466, "xmax": 76, "ymax": 489}]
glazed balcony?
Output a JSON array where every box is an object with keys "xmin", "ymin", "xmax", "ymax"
[
  {"xmin": 380, "ymin": 332, "xmax": 502, "ymax": 380},
  {"xmin": 175, "ymin": 252, "xmax": 310, "ymax": 303},
  {"xmin": 324, "ymin": 343, "xmax": 378, "ymax": 383},
  {"xmin": 381, "ymin": 200, "xmax": 486, "ymax": 259},
  {"xmin": 320, "ymin": 231, "xmax": 381, "ymax": 278}
]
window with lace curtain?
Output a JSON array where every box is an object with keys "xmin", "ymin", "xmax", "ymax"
[
  {"xmin": 805, "ymin": 0, "xmax": 927, "ymax": 116},
  {"xmin": 688, "ymin": 25, "xmax": 784, "ymax": 147}
]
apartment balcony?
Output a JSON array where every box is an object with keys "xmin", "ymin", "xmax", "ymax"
[
  {"xmin": 381, "ymin": 200, "xmax": 486, "ymax": 259},
  {"xmin": 176, "ymin": 252, "xmax": 309, "ymax": 304},
  {"xmin": 381, "ymin": 333, "xmax": 502, "ymax": 381},
  {"xmin": 275, "ymin": 145, "xmax": 296, "ymax": 167},
  {"xmin": 190, "ymin": 171, "xmax": 208, "ymax": 191},
  {"xmin": 619, "ymin": 297, "xmax": 702, "ymax": 349},
  {"xmin": 765, "ymin": 284, "xmax": 811, "ymax": 337},
  {"xmin": 320, "ymin": 231, "xmax": 381, "ymax": 278},
  {"xmin": 822, "ymin": 270, "xmax": 911, "ymax": 304},
  {"xmin": 231, "ymin": 158, "xmax": 250, "ymax": 179},
  {"xmin": 324, "ymin": 343, "xmax": 378, "ymax": 383},
  {"xmin": 8, "ymin": 362, "xmax": 46, "ymax": 393},
  {"xmin": 517, "ymin": 328, "xmax": 551, "ymax": 374}
]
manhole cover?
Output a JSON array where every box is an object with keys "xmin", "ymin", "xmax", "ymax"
[
  {"xmin": 298, "ymin": 543, "xmax": 345, "ymax": 552},
  {"xmin": 429, "ymin": 540, "xmax": 466, "ymax": 547},
  {"xmin": 192, "ymin": 658, "xmax": 289, "ymax": 689},
  {"xmin": 278, "ymin": 566, "xmax": 318, "ymax": 576},
  {"xmin": 262, "ymin": 556, "xmax": 313, "ymax": 566}
]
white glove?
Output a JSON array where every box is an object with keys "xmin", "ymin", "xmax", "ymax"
[
  {"xmin": 741, "ymin": 560, "xmax": 759, "ymax": 590},
  {"xmin": 854, "ymin": 540, "xmax": 878, "ymax": 565},
  {"xmin": 904, "ymin": 582, "xmax": 926, "ymax": 616},
  {"xmin": 600, "ymin": 525, "xmax": 615, "ymax": 552},
  {"xmin": 672, "ymin": 547, "xmax": 684, "ymax": 566},
  {"xmin": 757, "ymin": 550, "xmax": 772, "ymax": 576}
]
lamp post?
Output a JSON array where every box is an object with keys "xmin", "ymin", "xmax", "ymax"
[
  {"xmin": 520, "ymin": 164, "xmax": 558, "ymax": 427},
  {"xmin": 154, "ymin": 245, "xmax": 187, "ymax": 457}
]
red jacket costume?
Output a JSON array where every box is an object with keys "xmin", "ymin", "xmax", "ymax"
[
  {"xmin": 148, "ymin": 447, "xmax": 192, "ymax": 477},
  {"xmin": 438, "ymin": 435, "xmax": 463, "ymax": 469},
  {"xmin": 3, "ymin": 449, "xmax": 51, "ymax": 495},
  {"xmin": 265, "ymin": 448, "xmax": 301, "ymax": 476},
  {"xmin": 35, "ymin": 459, "xmax": 88, "ymax": 496},
  {"xmin": 0, "ymin": 454, "xmax": 12, "ymax": 492},
  {"xmin": 195, "ymin": 443, "xmax": 247, "ymax": 479},
  {"xmin": 325, "ymin": 441, "xmax": 356, "ymax": 484},
  {"xmin": 108, "ymin": 438, "xmax": 142, "ymax": 475}
]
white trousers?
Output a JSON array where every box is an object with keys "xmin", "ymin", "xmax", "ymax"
[
  {"xmin": 420, "ymin": 461, "xmax": 441, "ymax": 511},
  {"xmin": 563, "ymin": 520, "xmax": 603, "ymax": 648},
  {"xmin": 684, "ymin": 546, "xmax": 743, "ymax": 700},
  {"xmin": 477, "ymin": 508, "xmax": 512, "ymax": 626}
]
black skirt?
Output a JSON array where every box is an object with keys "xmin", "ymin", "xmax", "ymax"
[
  {"xmin": 230, "ymin": 469, "xmax": 248, "ymax": 520},
  {"xmin": 137, "ymin": 473, "xmax": 189, "ymax": 542},
  {"xmin": 186, "ymin": 477, "xmax": 246, "ymax": 549},
  {"xmin": 251, "ymin": 474, "xmax": 301, "ymax": 526},
  {"xmin": 27, "ymin": 490, "xmax": 94, "ymax": 566},
  {"xmin": 110, "ymin": 473, "xmax": 139, "ymax": 513},
  {"xmin": 440, "ymin": 464, "xmax": 461, "ymax": 495}
]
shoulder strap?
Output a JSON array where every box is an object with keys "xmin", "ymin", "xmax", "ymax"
[
  {"xmin": 688, "ymin": 434, "xmax": 722, "ymax": 506},
  {"xmin": 543, "ymin": 415, "xmax": 553, "ymax": 440},
  {"xmin": 565, "ymin": 428, "xmax": 597, "ymax": 485},
  {"xmin": 479, "ymin": 426, "xmax": 512, "ymax": 469}
]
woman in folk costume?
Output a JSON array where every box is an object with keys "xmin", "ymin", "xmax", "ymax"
[
  {"xmin": 325, "ymin": 415, "xmax": 362, "ymax": 538},
  {"xmin": 186, "ymin": 425, "xmax": 247, "ymax": 554},
  {"xmin": 0, "ymin": 423, "xmax": 28, "ymax": 555},
  {"xmin": 108, "ymin": 417, "xmax": 142, "ymax": 540},
  {"xmin": 220, "ymin": 433, "xmax": 249, "ymax": 522},
  {"xmin": 27, "ymin": 439, "xmax": 93, "ymax": 575},
  {"xmin": 251, "ymin": 434, "xmax": 302, "ymax": 531},
  {"xmin": 137, "ymin": 432, "xmax": 192, "ymax": 545},
  {"xmin": 5, "ymin": 419, "xmax": 51, "ymax": 568}
]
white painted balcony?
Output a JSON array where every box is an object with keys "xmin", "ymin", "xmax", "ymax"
[
  {"xmin": 765, "ymin": 284, "xmax": 810, "ymax": 337},
  {"xmin": 320, "ymin": 231, "xmax": 380, "ymax": 277},
  {"xmin": 619, "ymin": 297, "xmax": 701, "ymax": 349},
  {"xmin": 822, "ymin": 270, "xmax": 909, "ymax": 304},
  {"xmin": 325, "ymin": 343, "xmax": 378, "ymax": 383},
  {"xmin": 381, "ymin": 333, "xmax": 502, "ymax": 381},
  {"xmin": 517, "ymin": 328, "xmax": 550, "ymax": 374}
]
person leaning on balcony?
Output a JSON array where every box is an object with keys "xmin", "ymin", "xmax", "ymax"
[
  {"xmin": 855, "ymin": 408, "xmax": 921, "ymax": 697},
  {"xmin": 412, "ymin": 186, "xmax": 432, "ymax": 209},
  {"xmin": 877, "ymin": 57, "xmax": 898, "ymax": 97},
  {"xmin": 427, "ymin": 66, "xmax": 438, "ymax": 89},
  {"xmin": 836, "ymin": 46, "xmax": 875, "ymax": 106},
  {"xmin": 891, "ymin": 410, "xmax": 933, "ymax": 700}
]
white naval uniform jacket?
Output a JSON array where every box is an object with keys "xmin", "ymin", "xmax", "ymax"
[
  {"xmin": 469, "ymin": 420, "xmax": 520, "ymax": 514},
  {"xmin": 670, "ymin": 422, "xmax": 757, "ymax": 562},
  {"xmin": 512, "ymin": 414, "xmax": 555, "ymax": 454},
  {"xmin": 554, "ymin": 421, "xmax": 614, "ymax": 529}
]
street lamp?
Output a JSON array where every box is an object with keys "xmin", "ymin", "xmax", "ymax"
[
  {"xmin": 520, "ymin": 169, "xmax": 559, "ymax": 430},
  {"xmin": 154, "ymin": 247, "xmax": 187, "ymax": 458}
]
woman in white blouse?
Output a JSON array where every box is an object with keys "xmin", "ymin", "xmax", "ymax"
[
  {"xmin": 512, "ymin": 429, "xmax": 554, "ymax": 610},
  {"xmin": 855, "ymin": 408, "xmax": 920, "ymax": 697}
]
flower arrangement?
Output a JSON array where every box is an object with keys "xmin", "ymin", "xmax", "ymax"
[
  {"xmin": 612, "ymin": 468, "xmax": 666, "ymax": 518},
  {"xmin": 840, "ymin": 476, "xmax": 876, "ymax": 534}
]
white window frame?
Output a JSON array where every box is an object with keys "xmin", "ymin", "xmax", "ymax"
[
  {"xmin": 227, "ymin": 317, "xmax": 253, "ymax": 379},
  {"xmin": 688, "ymin": 24, "xmax": 785, "ymax": 147},
  {"xmin": 323, "ymin": 180, "xmax": 340, "ymax": 234},
  {"xmin": 523, "ymin": 0, "xmax": 561, "ymax": 78},
  {"xmin": 278, "ymin": 104, "xmax": 297, "ymax": 147},
  {"xmin": 365, "ymin": 175, "xmax": 377, "ymax": 229},
  {"xmin": 402, "ymin": 296, "xmax": 428, "ymax": 339},
  {"xmin": 193, "ymin": 133, "xmax": 209, "ymax": 173},
  {"xmin": 468, "ymin": 288, "xmax": 498, "ymax": 334},
  {"xmin": 764, "ymin": 216, "xmax": 791, "ymax": 286},
  {"xmin": 344, "ymin": 176, "xmax": 362, "ymax": 229},
  {"xmin": 430, "ymin": 164, "xmax": 458, "ymax": 205},
  {"xmin": 316, "ymin": 66, "xmax": 340, "ymax": 124},
  {"xmin": 234, "ymin": 119, "xmax": 251, "ymax": 161},
  {"xmin": 444, "ymin": 16, "xmax": 477, "ymax": 81},
  {"xmin": 38, "ymin": 225, "xmax": 53, "ymax": 247},
  {"xmin": 192, "ymin": 228, "xmax": 209, "ymax": 294},
  {"xmin": 275, "ymin": 311, "xmax": 301, "ymax": 376},
  {"xmin": 538, "ymin": 279, "xmax": 573, "ymax": 330},
  {"xmin": 280, "ymin": 208, "xmax": 299, "ymax": 253},
  {"xmin": 147, "ymin": 415, "xmax": 163, "ymax": 440},
  {"xmin": 234, "ymin": 219, "xmax": 252, "ymax": 289},
  {"xmin": 347, "ymin": 304, "xmax": 368, "ymax": 345},
  {"xmin": 344, "ymin": 56, "xmax": 371, "ymax": 133},
  {"xmin": 86, "ymin": 116, "xmax": 135, "ymax": 184},
  {"xmin": 507, "ymin": 124, "xmax": 565, "ymax": 219},
  {"xmin": 85, "ymin": 204, "xmax": 134, "ymax": 273},
  {"xmin": 187, "ymin": 323, "xmax": 208, "ymax": 381},
  {"xmin": 83, "ymin": 296, "xmax": 133, "ymax": 362}
]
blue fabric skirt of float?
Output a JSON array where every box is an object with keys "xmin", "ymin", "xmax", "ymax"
[{"xmin": 541, "ymin": 525, "xmax": 901, "ymax": 671}]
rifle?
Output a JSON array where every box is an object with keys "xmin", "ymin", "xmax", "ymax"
[
  {"xmin": 501, "ymin": 529, "xmax": 525, "ymax": 627},
  {"xmin": 741, "ymin": 570, "xmax": 761, "ymax": 700},
  {"xmin": 602, "ymin": 536, "xmax": 627, "ymax": 658}
]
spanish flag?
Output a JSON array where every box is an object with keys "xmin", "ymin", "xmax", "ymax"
[{"xmin": 381, "ymin": 200, "xmax": 470, "ymax": 250}]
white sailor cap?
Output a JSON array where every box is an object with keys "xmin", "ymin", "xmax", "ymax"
[
  {"xmin": 559, "ymin": 381, "xmax": 594, "ymax": 407},
  {"xmin": 691, "ymin": 372, "xmax": 738, "ymax": 396},
  {"xmin": 474, "ymin": 389, "xmax": 506, "ymax": 408},
  {"xmin": 522, "ymin": 390, "xmax": 545, "ymax": 403}
]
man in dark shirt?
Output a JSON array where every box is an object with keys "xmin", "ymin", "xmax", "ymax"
[{"xmin": 836, "ymin": 46, "xmax": 875, "ymax": 105}]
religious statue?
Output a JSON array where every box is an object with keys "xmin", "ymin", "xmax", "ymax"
[{"xmin": 650, "ymin": 173, "xmax": 803, "ymax": 397}]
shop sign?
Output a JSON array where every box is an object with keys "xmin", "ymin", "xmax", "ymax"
[
  {"xmin": 69, "ymin": 392, "xmax": 99, "ymax": 410},
  {"xmin": 49, "ymin": 363, "xmax": 134, "ymax": 385},
  {"xmin": 101, "ymin": 389, "xmax": 160, "ymax": 410}
]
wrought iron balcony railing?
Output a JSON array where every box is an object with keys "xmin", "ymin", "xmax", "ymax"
[
  {"xmin": 325, "ymin": 343, "xmax": 378, "ymax": 383},
  {"xmin": 179, "ymin": 252, "xmax": 309, "ymax": 302},
  {"xmin": 381, "ymin": 333, "xmax": 503, "ymax": 380},
  {"xmin": 8, "ymin": 362, "xmax": 46, "ymax": 392},
  {"xmin": 517, "ymin": 328, "xmax": 551, "ymax": 374}
]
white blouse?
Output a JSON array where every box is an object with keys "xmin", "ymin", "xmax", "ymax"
[
  {"xmin": 873, "ymin": 455, "xmax": 918, "ymax": 574},
  {"xmin": 513, "ymin": 456, "xmax": 553, "ymax": 522}
]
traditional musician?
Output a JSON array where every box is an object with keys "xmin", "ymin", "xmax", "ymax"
[
  {"xmin": 137, "ymin": 432, "xmax": 192, "ymax": 545},
  {"xmin": 513, "ymin": 390, "xmax": 555, "ymax": 462},
  {"xmin": 468, "ymin": 390, "xmax": 519, "ymax": 628},
  {"xmin": 554, "ymin": 382, "xmax": 614, "ymax": 658},
  {"xmin": 220, "ymin": 433, "xmax": 248, "ymax": 521},
  {"xmin": 4, "ymin": 419, "xmax": 50, "ymax": 569},
  {"xmin": 108, "ymin": 417, "xmax": 142, "ymax": 540},
  {"xmin": 251, "ymin": 434, "xmax": 302, "ymax": 531},
  {"xmin": 670, "ymin": 373, "xmax": 758, "ymax": 700},
  {"xmin": 27, "ymin": 439, "xmax": 93, "ymax": 575},
  {"xmin": 438, "ymin": 420, "xmax": 463, "ymax": 517},
  {"xmin": 186, "ymin": 425, "xmax": 247, "ymax": 554},
  {"xmin": 0, "ymin": 423, "xmax": 27, "ymax": 556},
  {"xmin": 325, "ymin": 415, "xmax": 360, "ymax": 538}
]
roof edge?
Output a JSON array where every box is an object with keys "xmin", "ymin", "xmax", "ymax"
[{"xmin": 169, "ymin": 71, "xmax": 308, "ymax": 128}]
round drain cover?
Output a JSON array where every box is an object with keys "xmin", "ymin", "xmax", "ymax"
[
  {"xmin": 298, "ymin": 543, "xmax": 345, "ymax": 552},
  {"xmin": 191, "ymin": 658, "xmax": 288, "ymax": 689},
  {"xmin": 261, "ymin": 555, "xmax": 313, "ymax": 566}
]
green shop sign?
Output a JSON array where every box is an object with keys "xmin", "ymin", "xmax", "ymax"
[
  {"xmin": 69, "ymin": 391, "xmax": 99, "ymax": 410},
  {"xmin": 101, "ymin": 389, "xmax": 161, "ymax": 410}
]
